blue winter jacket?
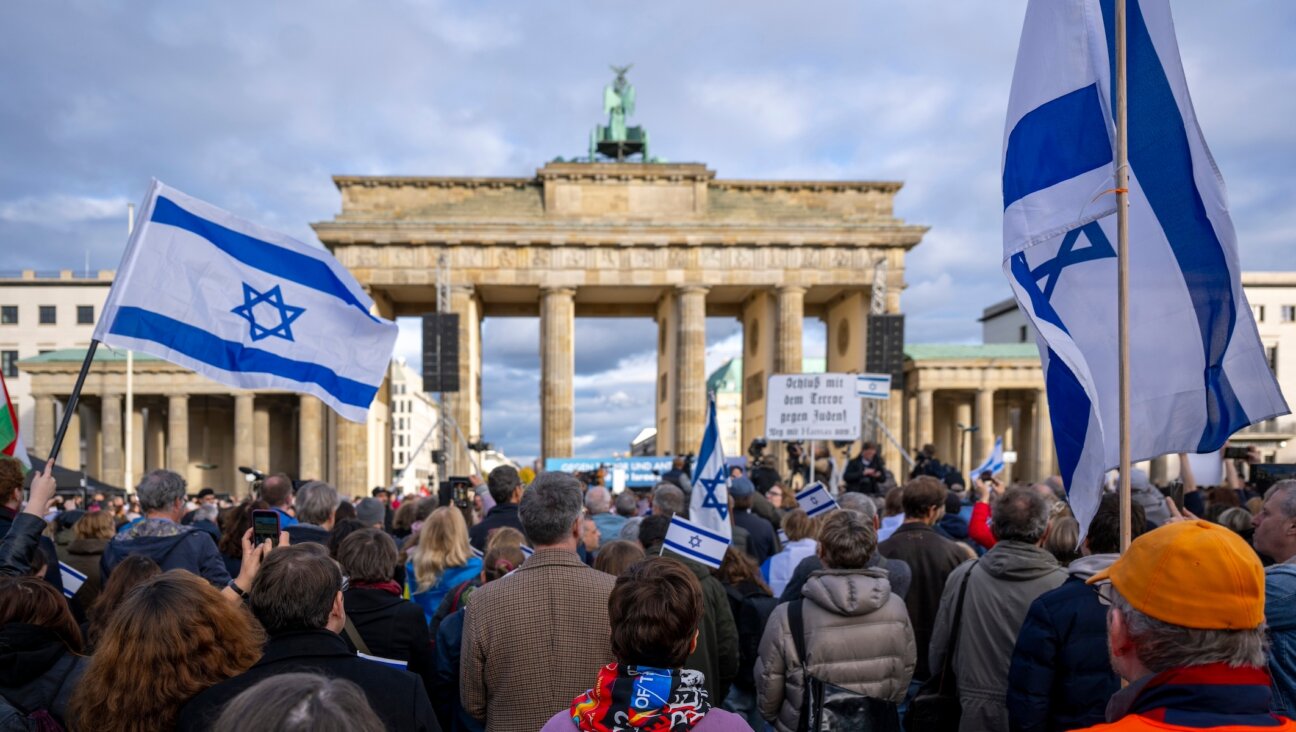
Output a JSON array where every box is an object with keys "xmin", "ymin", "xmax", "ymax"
[
  {"xmin": 1266, "ymin": 563, "xmax": 1296, "ymax": 716},
  {"xmin": 409, "ymin": 556, "xmax": 483, "ymax": 623},
  {"xmin": 101, "ymin": 518, "xmax": 230, "ymax": 588},
  {"xmin": 1006, "ymin": 554, "xmax": 1120, "ymax": 732}
]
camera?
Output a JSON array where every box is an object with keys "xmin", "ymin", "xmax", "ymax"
[{"xmin": 748, "ymin": 438, "xmax": 768, "ymax": 460}]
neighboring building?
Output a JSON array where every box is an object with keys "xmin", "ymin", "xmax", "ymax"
[
  {"xmin": 706, "ymin": 357, "xmax": 826, "ymax": 458},
  {"xmin": 629, "ymin": 427, "xmax": 657, "ymax": 457},
  {"xmin": 0, "ymin": 270, "xmax": 113, "ymax": 446},
  {"xmin": 389, "ymin": 358, "xmax": 439, "ymax": 495}
]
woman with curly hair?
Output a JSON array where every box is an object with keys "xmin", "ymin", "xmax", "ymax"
[
  {"xmin": 82, "ymin": 554, "xmax": 161, "ymax": 652},
  {"xmin": 67, "ymin": 571, "xmax": 265, "ymax": 732},
  {"xmin": 0, "ymin": 577, "xmax": 86, "ymax": 727}
]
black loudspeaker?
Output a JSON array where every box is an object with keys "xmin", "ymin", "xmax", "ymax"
[
  {"xmin": 422, "ymin": 313, "xmax": 460, "ymax": 393},
  {"xmin": 866, "ymin": 314, "xmax": 905, "ymax": 387}
]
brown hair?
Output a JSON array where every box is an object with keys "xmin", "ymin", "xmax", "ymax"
[
  {"xmin": 86, "ymin": 554, "xmax": 162, "ymax": 648},
  {"xmin": 0, "ymin": 456, "xmax": 24, "ymax": 498},
  {"xmin": 715, "ymin": 547, "xmax": 772, "ymax": 596},
  {"xmin": 391, "ymin": 500, "xmax": 419, "ymax": 534},
  {"xmin": 69, "ymin": 571, "xmax": 265, "ymax": 731},
  {"xmin": 218, "ymin": 499, "xmax": 269, "ymax": 559},
  {"xmin": 482, "ymin": 543, "xmax": 526, "ymax": 583},
  {"xmin": 593, "ymin": 540, "xmax": 646, "ymax": 578},
  {"xmin": 0, "ymin": 577, "xmax": 83, "ymax": 653},
  {"xmin": 782, "ymin": 509, "xmax": 817, "ymax": 542},
  {"xmin": 817, "ymin": 510, "xmax": 877, "ymax": 570},
  {"xmin": 485, "ymin": 526, "xmax": 526, "ymax": 553},
  {"xmin": 75, "ymin": 510, "xmax": 116, "ymax": 540},
  {"xmin": 901, "ymin": 476, "xmax": 947, "ymax": 518},
  {"xmin": 336, "ymin": 529, "xmax": 399, "ymax": 583},
  {"xmin": 1044, "ymin": 516, "xmax": 1082, "ymax": 565},
  {"xmin": 608, "ymin": 558, "xmax": 703, "ymax": 668}
]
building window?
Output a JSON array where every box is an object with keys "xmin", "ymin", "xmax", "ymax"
[
  {"xmin": 77, "ymin": 305, "xmax": 94, "ymax": 325},
  {"xmin": 38, "ymin": 305, "xmax": 56, "ymax": 325},
  {"xmin": 1254, "ymin": 305, "xmax": 1266, "ymax": 323},
  {"xmin": 1, "ymin": 351, "xmax": 16, "ymax": 378},
  {"xmin": 1267, "ymin": 344, "xmax": 1279, "ymax": 376},
  {"xmin": 0, "ymin": 306, "xmax": 15, "ymax": 325},
  {"xmin": 1019, "ymin": 325, "xmax": 1028, "ymax": 343},
  {"xmin": 1283, "ymin": 305, "xmax": 1296, "ymax": 323}
]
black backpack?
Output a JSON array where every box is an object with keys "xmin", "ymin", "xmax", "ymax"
[{"xmin": 788, "ymin": 600, "xmax": 900, "ymax": 732}]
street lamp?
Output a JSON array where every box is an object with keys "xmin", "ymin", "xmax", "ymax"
[{"xmin": 957, "ymin": 422, "xmax": 980, "ymax": 482}]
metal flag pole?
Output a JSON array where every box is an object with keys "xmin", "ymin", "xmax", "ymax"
[
  {"xmin": 1115, "ymin": 0, "xmax": 1133, "ymax": 552},
  {"xmin": 124, "ymin": 203, "xmax": 135, "ymax": 493},
  {"xmin": 48, "ymin": 341, "xmax": 99, "ymax": 466}
]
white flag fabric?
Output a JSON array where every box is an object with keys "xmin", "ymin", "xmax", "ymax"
[
  {"xmin": 1003, "ymin": 0, "xmax": 1289, "ymax": 534},
  {"xmin": 970, "ymin": 437, "xmax": 1005, "ymax": 480},
  {"xmin": 59, "ymin": 561, "xmax": 86, "ymax": 599},
  {"xmin": 94, "ymin": 181, "xmax": 398, "ymax": 422},
  {"xmin": 795, "ymin": 482, "xmax": 838, "ymax": 519},
  {"xmin": 663, "ymin": 515, "xmax": 731, "ymax": 570},
  {"xmin": 689, "ymin": 393, "xmax": 732, "ymax": 540}
]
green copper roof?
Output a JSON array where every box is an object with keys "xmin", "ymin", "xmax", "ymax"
[
  {"xmin": 707, "ymin": 357, "xmax": 827, "ymax": 393},
  {"xmin": 19, "ymin": 347, "xmax": 161, "ymax": 364},
  {"xmin": 904, "ymin": 343, "xmax": 1040, "ymax": 360}
]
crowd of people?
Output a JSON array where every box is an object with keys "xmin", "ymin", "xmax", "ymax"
[{"xmin": 3, "ymin": 438, "xmax": 1296, "ymax": 731}]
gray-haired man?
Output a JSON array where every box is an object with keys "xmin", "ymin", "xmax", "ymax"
[{"xmin": 101, "ymin": 469, "xmax": 231, "ymax": 587}]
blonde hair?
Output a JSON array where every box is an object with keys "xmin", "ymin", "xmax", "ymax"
[
  {"xmin": 411, "ymin": 507, "xmax": 473, "ymax": 593},
  {"xmin": 75, "ymin": 510, "xmax": 116, "ymax": 540}
]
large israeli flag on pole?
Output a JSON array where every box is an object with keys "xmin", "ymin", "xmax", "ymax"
[
  {"xmin": 689, "ymin": 393, "xmax": 732, "ymax": 540},
  {"xmin": 1003, "ymin": 0, "xmax": 1288, "ymax": 533},
  {"xmin": 94, "ymin": 181, "xmax": 398, "ymax": 423}
]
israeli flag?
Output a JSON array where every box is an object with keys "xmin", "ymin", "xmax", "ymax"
[
  {"xmin": 970, "ymin": 437, "xmax": 1005, "ymax": 480},
  {"xmin": 795, "ymin": 482, "xmax": 838, "ymax": 519},
  {"xmin": 59, "ymin": 562, "xmax": 86, "ymax": 599},
  {"xmin": 689, "ymin": 393, "xmax": 732, "ymax": 540},
  {"xmin": 1003, "ymin": 0, "xmax": 1289, "ymax": 535},
  {"xmin": 663, "ymin": 515, "xmax": 730, "ymax": 570},
  {"xmin": 94, "ymin": 181, "xmax": 398, "ymax": 423}
]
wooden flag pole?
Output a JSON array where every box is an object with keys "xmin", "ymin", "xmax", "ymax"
[
  {"xmin": 1115, "ymin": 0, "xmax": 1133, "ymax": 552},
  {"xmin": 47, "ymin": 340, "xmax": 99, "ymax": 466}
]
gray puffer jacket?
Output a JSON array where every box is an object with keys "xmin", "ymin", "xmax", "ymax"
[
  {"xmin": 929, "ymin": 540, "xmax": 1067, "ymax": 732},
  {"xmin": 755, "ymin": 567, "xmax": 916, "ymax": 732}
]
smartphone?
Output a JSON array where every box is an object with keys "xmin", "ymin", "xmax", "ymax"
[
  {"xmin": 979, "ymin": 471, "xmax": 994, "ymax": 483},
  {"xmin": 450, "ymin": 476, "xmax": 473, "ymax": 509},
  {"xmin": 1224, "ymin": 446, "xmax": 1250, "ymax": 461},
  {"xmin": 251, "ymin": 509, "xmax": 281, "ymax": 547}
]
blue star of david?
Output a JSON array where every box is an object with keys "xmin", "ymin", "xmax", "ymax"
[
  {"xmin": 1026, "ymin": 222, "xmax": 1116, "ymax": 302},
  {"xmin": 231, "ymin": 283, "xmax": 305, "ymax": 342},
  {"xmin": 698, "ymin": 469, "xmax": 729, "ymax": 520},
  {"xmin": 688, "ymin": 535, "xmax": 702, "ymax": 549}
]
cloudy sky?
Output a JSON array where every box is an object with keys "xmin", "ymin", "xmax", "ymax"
[{"xmin": 4, "ymin": 1, "xmax": 1293, "ymax": 462}]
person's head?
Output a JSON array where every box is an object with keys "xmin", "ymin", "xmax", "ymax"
[
  {"xmin": 355, "ymin": 497, "xmax": 386, "ymax": 528},
  {"xmin": 992, "ymin": 488, "xmax": 1052, "ymax": 545},
  {"xmin": 69, "ymin": 571, "xmax": 265, "ymax": 731},
  {"xmin": 1217, "ymin": 507, "xmax": 1253, "ymax": 537},
  {"xmin": 391, "ymin": 499, "xmax": 419, "ymax": 534},
  {"xmin": 332, "ymin": 500, "xmax": 356, "ymax": 524},
  {"xmin": 336, "ymin": 528, "xmax": 400, "ymax": 584},
  {"xmin": 1090, "ymin": 520, "xmax": 1266, "ymax": 681},
  {"xmin": 412, "ymin": 507, "xmax": 473, "ymax": 591},
  {"xmin": 0, "ymin": 576, "xmax": 82, "ymax": 653},
  {"xmin": 1043, "ymin": 517, "xmax": 1082, "ymax": 566},
  {"xmin": 860, "ymin": 441, "xmax": 878, "ymax": 459},
  {"xmin": 487, "ymin": 464, "xmax": 523, "ymax": 505},
  {"xmin": 650, "ymin": 482, "xmax": 685, "ymax": 517},
  {"xmin": 1086, "ymin": 492, "xmax": 1147, "ymax": 555},
  {"xmin": 295, "ymin": 481, "xmax": 339, "ymax": 529},
  {"xmin": 715, "ymin": 546, "xmax": 772, "ymax": 595},
  {"xmin": 218, "ymin": 499, "xmax": 269, "ymax": 558},
  {"xmin": 637, "ymin": 514, "xmax": 671, "ymax": 550},
  {"xmin": 766, "ymin": 484, "xmax": 785, "ymax": 508},
  {"xmin": 0, "ymin": 456, "xmax": 24, "ymax": 507},
  {"xmin": 482, "ymin": 542, "xmax": 526, "ymax": 584},
  {"xmin": 836, "ymin": 492, "xmax": 879, "ymax": 527},
  {"xmin": 816, "ymin": 510, "xmax": 877, "ymax": 570},
  {"xmin": 729, "ymin": 476, "xmax": 756, "ymax": 510},
  {"xmin": 485, "ymin": 525, "xmax": 526, "ymax": 553},
  {"xmin": 74, "ymin": 509, "xmax": 116, "ymax": 541},
  {"xmin": 901, "ymin": 477, "xmax": 946, "ymax": 523},
  {"xmin": 260, "ymin": 473, "xmax": 294, "ymax": 510},
  {"xmin": 212, "ymin": 673, "xmax": 384, "ymax": 732},
  {"xmin": 672, "ymin": 456, "xmax": 686, "ymax": 470},
  {"xmin": 608, "ymin": 558, "xmax": 703, "ymax": 668},
  {"xmin": 197, "ymin": 487, "xmax": 216, "ymax": 506},
  {"xmin": 518, "ymin": 471, "xmax": 585, "ymax": 549},
  {"xmin": 250, "ymin": 544, "xmax": 346, "ymax": 635},
  {"xmin": 87, "ymin": 555, "xmax": 162, "ymax": 647},
  {"xmin": 613, "ymin": 490, "xmax": 638, "ymax": 518},
  {"xmin": 136, "ymin": 469, "xmax": 188, "ymax": 520},
  {"xmin": 1253, "ymin": 480, "xmax": 1296, "ymax": 562},
  {"xmin": 782, "ymin": 509, "xmax": 817, "ymax": 542},
  {"xmin": 585, "ymin": 486, "xmax": 611, "ymax": 515},
  {"xmin": 372, "ymin": 486, "xmax": 392, "ymax": 503},
  {"xmin": 193, "ymin": 503, "xmax": 219, "ymax": 524},
  {"xmin": 594, "ymin": 539, "xmax": 646, "ymax": 578}
]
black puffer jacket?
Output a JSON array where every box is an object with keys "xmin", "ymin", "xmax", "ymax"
[
  {"xmin": 0, "ymin": 624, "xmax": 86, "ymax": 728},
  {"xmin": 0, "ymin": 513, "xmax": 47, "ymax": 578}
]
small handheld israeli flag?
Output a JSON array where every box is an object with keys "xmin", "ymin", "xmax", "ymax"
[
  {"xmin": 795, "ymin": 482, "xmax": 838, "ymax": 519},
  {"xmin": 59, "ymin": 562, "xmax": 86, "ymax": 600},
  {"xmin": 689, "ymin": 393, "xmax": 732, "ymax": 541},
  {"xmin": 970, "ymin": 437, "xmax": 1005, "ymax": 480},
  {"xmin": 94, "ymin": 181, "xmax": 399, "ymax": 423},
  {"xmin": 663, "ymin": 515, "xmax": 731, "ymax": 570}
]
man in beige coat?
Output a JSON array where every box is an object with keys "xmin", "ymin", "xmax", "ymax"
[
  {"xmin": 755, "ymin": 509, "xmax": 916, "ymax": 732},
  {"xmin": 461, "ymin": 472, "xmax": 617, "ymax": 732}
]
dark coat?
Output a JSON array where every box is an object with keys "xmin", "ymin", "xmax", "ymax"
[
  {"xmin": 343, "ymin": 586, "xmax": 435, "ymax": 696},
  {"xmin": 0, "ymin": 508, "xmax": 63, "ymax": 593},
  {"xmin": 1006, "ymin": 571, "xmax": 1119, "ymax": 732},
  {"xmin": 733, "ymin": 509, "xmax": 777, "ymax": 565},
  {"xmin": 62, "ymin": 537, "xmax": 108, "ymax": 612},
  {"xmin": 177, "ymin": 629, "xmax": 440, "ymax": 732},
  {"xmin": 843, "ymin": 453, "xmax": 886, "ymax": 494},
  {"xmin": 877, "ymin": 521, "xmax": 968, "ymax": 680},
  {"xmin": 434, "ymin": 608, "xmax": 483, "ymax": 732},
  {"xmin": 101, "ymin": 519, "xmax": 230, "ymax": 587},
  {"xmin": 0, "ymin": 624, "xmax": 86, "ymax": 728},
  {"xmin": 779, "ymin": 552, "xmax": 912, "ymax": 603},
  {"xmin": 284, "ymin": 522, "xmax": 330, "ymax": 545},
  {"xmin": 467, "ymin": 504, "xmax": 523, "ymax": 553},
  {"xmin": 677, "ymin": 553, "xmax": 740, "ymax": 704}
]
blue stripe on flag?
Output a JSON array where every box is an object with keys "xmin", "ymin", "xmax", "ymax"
[
  {"xmin": 151, "ymin": 196, "xmax": 376, "ymax": 320},
  {"xmin": 805, "ymin": 500, "xmax": 836, "ymax": 518},
  {"xmin": 1003, "ymin": 84, "xmax": 1113, "ymax": 209},
  {"xmin": 1046, "ymin": 349, "xmax": 1092, "ymax": 495},
  {"xmin": 1099, "ymin": 0, "xmax": 1250, "ymax": 451},
  {"xmin": 109, "ymin": 306, "xmax": 378, "ymax": 408},
  {"xmin": 663, "ymin": 538, "xmax": 723, "ymax": 568},
  {"xmin": 670, "ymin": 517, "xmax": 729, "ymax": 545}
]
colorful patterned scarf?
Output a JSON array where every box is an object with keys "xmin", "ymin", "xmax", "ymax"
[{"xmin": 571, "ymin": 664, "xmax": 711, "ymax": 732}]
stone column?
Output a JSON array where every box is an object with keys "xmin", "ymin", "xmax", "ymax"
[
  {"xmin": 916, "ymin": 389, "xmax": 934, "ymax": 451},
  {"xmin": 540, "ymin": 287, "xmax": 576, "ymax": 461},
  {"xmin": 655, "ymin": 292, "xmax": 679, "ymax": 455},
  {"xmin": 145, "ymin": 405, "xmax": 165, "ymax": 472},
  {"xmin": 975, "ymin": 388, "xmax": 995, "ymax": 467},
  {"xmin": 444, "ymin": 286, "xmax": 482, "ymax": 476},
  {"xmin": 298, "ymin": 395, "xmax": 324, "ymax": 480},
  {"xmin": 336, "ymin": 411, "xmax": 369, "ymax": 495},
  {"xmin": 101, "ymin": 394, "xmax": 123, "ymax": 483},
  {"xmin": 81, "ymin": 405, "xmax": 101, "ymax": 478},
  {"xmin": 233, "ymin": 394, "xmax": 254, "ymax": 491},
  {"xmin": 253, "ymin": 401, "xmax": 271, "ymax": 472},
  {"xmin": 1149, "ymin": 454, "xmax": 1170, "ymax": 484},
  {"xmin": 739, "ymin": 291, "xmax": 776, "ymax": 452},
  {"xmin": 775, "ymin": 286, "xmax": 806, "ymax": 374},
  {"xmin": 32, "ymin": 396, "xmax": 55, "ymax": 459},
  {"xmin": 61, "ymin": 400, "xmax": 81, "ymax": 471},
  {"xmin": 955, "ymin": 400, "xmax": 972, "ymax": 478},
  {"xmin": 167, "ymin": 394, "xmax": 189, "ymax": 476},
  {"xmin": 674, "ymin": 285, "xmax": 708, "ymax": 455},
  {"xmin": 1035, "ymin": 390, "xmax": 1054, "ymax": 480}
]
